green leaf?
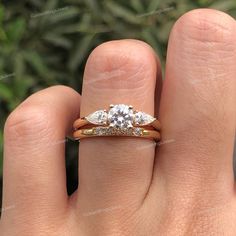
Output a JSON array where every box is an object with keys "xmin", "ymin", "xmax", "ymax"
[
  {"xmin": 85, "ymin": 0, "xmax": 100, "ymax": 13},
  {"xmin": 43, "ymin": 33, "xmax": 72, "ymax": 49},
  {"xmin": 130, "ymin": 0, "xmax": 145, "ymax": 12},
  {"xmin": 0, "ymin": 5, "xmax": 4, "ymax": 23},
  {"xmin": 148, "ymin": 0, "xmax": 161, "ymax": 12},
  {"xmin": 0, "ymin": 83, "xmax": 14, "ymax": 100},
  {"xmin": 14, "ymin": 53, "xmax": 25, "ymax": 78},
  {"xmin": 68, "ymin": 34, "xmax": 94, "ymax": 72},
  {"xmin": 32, "ymin": 0, "xmax": 59, "ymax": 26},
  {"xmin": 105, "ymin": 1, "xmax": 141, "ymax": 24},
  {"xmin": 6, "ymin": 18, "xmax": 26, "ymax": 43},
  {"xmin": 141, "ymin": 29, "xmax": 162, "ymax": 56},
  {"xmin": 47, "ymin": 7, "xmax": 80, "ymax": 24},
  {"xmin": 43, "ymin": 0, "xmax": 59, "ymax": 11},
  {"xmin": 14, "ymin": 76, "xmax": 34, "ymax": 99},
  {"xmin": 156, "ymin": 20, "xmax": 174, "ymax": 42},
  {"xmin": 0, "ymin": 28, "xmax": 7, "ymax": 41},
  {"xmin": 197, "ymin": 0, "xmax": 214, "ymax": 6},
  {"xmin": 209, "ymin": 0, "xmax": 236, "ymax": 11},
  {"xmin": 23, "ymin": 50, "xmax": 49, "ymax": 79}
]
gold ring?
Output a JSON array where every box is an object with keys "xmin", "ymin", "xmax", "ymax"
[
  {"xmin": 73, "ymin": 104, "xmax": 161, "ymax": 142},
  {"xmin": 73, "ymin": 127, "xmax": 160, "ymax": 141},
  {"xmin": 73, "ymin": 104, "xmax": 161, "ymax": 130}
]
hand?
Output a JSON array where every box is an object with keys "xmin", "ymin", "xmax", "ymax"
[{"xmin": 1, "ymin": 9, "xmax": 236, "ymax": 236}]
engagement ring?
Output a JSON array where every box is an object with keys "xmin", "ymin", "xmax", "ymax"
[{"xmin": 73, "ymin": 104, "xmax": 161, "ymax": 141}]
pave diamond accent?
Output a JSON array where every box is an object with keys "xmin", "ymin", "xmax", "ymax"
[
  {"xmin": 134, "ymin": 112, "xmax": 155, "ymax": 126},
  {"xmin": 93, "ymin": 127, "xmax": 143, "ymax": 136},
  {"xmin": 133, "ymin": 127, "xmax": 143, "ymax": 136},
  {"xmin": 93, "ymin": 127, "xmax": 106, "ymax": 135},
  {"xmin": 108, "ymin": 104, "xmax": 134, "ymax": 129},
  {"xmin": 86, "ymin": 110, "xmax": 108, "ymax": 125}
]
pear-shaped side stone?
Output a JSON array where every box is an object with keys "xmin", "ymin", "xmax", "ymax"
[
  {"xmin": 134, "ymin": 112, "xmax": 155, "ymax": 126},
  {"xmin": 86, "ymin": 110, "xmax": 108, "ymax": 125}
]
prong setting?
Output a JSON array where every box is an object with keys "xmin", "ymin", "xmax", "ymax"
[
  {"xmin": 74, "ymin": 104, "xmax": 160, "ymax": 141},
  {"xmin": 85, "ymin": 104, "xmax": 156, "ymax": 128}
]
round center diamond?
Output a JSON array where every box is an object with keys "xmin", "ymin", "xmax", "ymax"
[{"xmin": 108, "ymin": 104, "xmax": 134, "ymax": 129}]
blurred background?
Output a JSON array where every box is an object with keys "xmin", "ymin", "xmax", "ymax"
[{"xmin": 0, "ymin": 0, "xmax": 236, "ymax": 210}]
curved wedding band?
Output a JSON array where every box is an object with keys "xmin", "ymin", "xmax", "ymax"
[
  {"xmin": 73, "ymin": 104, "xmax": 161, "ymax": 142},
  {"xmin": 73, "ymin": 127, "xmax": 161, "ymax": 141}
]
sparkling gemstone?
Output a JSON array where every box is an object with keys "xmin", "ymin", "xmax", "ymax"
[
  {"xmin": 108, "ymin": 104, "xmax": 134, "ymax": 129},
  {"xmin": 94, "ymin": 127, "xmax": 114, "ymax": 136},
  {"xmin": 133, "ymin": 128, "xmax": 143, "ymax": 136},
  {"xmin": 134, "ymin": 112, "xmax": 155, "ymax": 126},
  {"xmin": 106, "ymin": 127, "xmax": 114, "ymax": 135},
  {"xmin": 86, "ymin": 110, "xmax": 107, "ymax": 125},
  {"xmin": 94, "ymin": 127, "xmax": 106, "ymax": 135}
]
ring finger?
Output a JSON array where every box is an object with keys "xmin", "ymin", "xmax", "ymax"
[{"xmin": 74, "ymin": 40, "xmax": 161, "ymax": 226}]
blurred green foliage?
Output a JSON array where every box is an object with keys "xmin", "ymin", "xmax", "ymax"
[{"xmin": 0, "ymin": 0, "xmax": 236, "ymax": 184}]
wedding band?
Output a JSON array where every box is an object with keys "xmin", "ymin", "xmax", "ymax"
[
  {"xmin": 73, "ymin": 127, "xmax": 161, "ymax": 141},
  {"xmin": 73, "ymin": 104, "xmax": 161, "ymax": 142},
  {"xmin": 73, "ymin": 104, "xmax": 161, "ymax": 130}
]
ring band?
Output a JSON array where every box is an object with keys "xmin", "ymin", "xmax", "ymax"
[
  {"xmin": 73, "ymin": 127, "xmax": 161, "ymax": 141},
  {"xmin": 73, "ymin": 117, "xmax": 161, "ymax": 131},
  {"xmin": 73, "ymin": 104, "xmax": 161, "ymax": 142}
]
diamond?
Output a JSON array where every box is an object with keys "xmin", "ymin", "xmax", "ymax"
[
  {"xmin": 94, "ymin": 127, "xmax": 106, "ymax": 135},
  {"xmin": 134, "ymin": 112, "xmax": 155, "ymax": 126},
  {"xmin": 93, "ymin": 126, "xmax": 143, "ymax": 137},
  {"xmin": 108, "ymin": 104, "xmax": 134, "ymax": 129},
  {"xmin": 86, "ymin": 110, "xmax": 108, "ymax": 125},
  {"xmin": 133, "ymin": 128, "xmax": 143, "ymax": 136},
  {"xmin": 94, "ymin": 127, "xmax": 115, "ymax": 136}
]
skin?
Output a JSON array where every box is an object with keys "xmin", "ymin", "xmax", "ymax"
[{"xmin": 0, "ymin": 9, "xmax": 236, "ymax": 236}]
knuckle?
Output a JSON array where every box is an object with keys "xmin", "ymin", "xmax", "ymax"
[
  {"xmin": 48, "ymin": 84, "xmax": 78, "ymax": 95},
  {"xmin": 4, "ymin": 105, "xmax": 51, "ymax": 141},
  {"xmin": 84, "ymin": 40, "xmax": 156, "ymax": 89},
  {"xmin": 173, "ymin": 9, "xmax": 236, "ymax": 43}
]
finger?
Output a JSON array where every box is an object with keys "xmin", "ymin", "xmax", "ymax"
[
  {"xmin": 2, "ymin": 86, "xmax": 80, "ymax": 222},
  {"xmin": 75, "ymin": 40, "xmax": 162, "ymax": 215},
  {"xmin": 153, "ymin": 9, "xmax": 236, "ymax": 207}
]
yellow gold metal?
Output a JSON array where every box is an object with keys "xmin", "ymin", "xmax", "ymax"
[
  {"xmin": 73, "ymin": 104, "xmax": 161, "ymax": 142},
  {"xmin": 73, "ymin": 127, "xmax": 160, "ymax": 141},
  {"xmin": 142, "ymin": 130, "xmax": 150, "ymax": 135},
  {"xmin": 73, "ymin": 118, "xmax": 161, "ymax": 130},
  {"xmin": 82, "ymin": 129, "xmax": 94, "ymax": 135}
]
